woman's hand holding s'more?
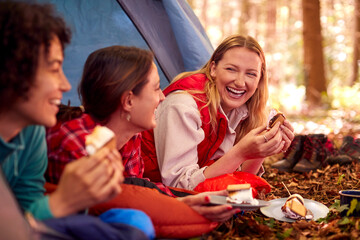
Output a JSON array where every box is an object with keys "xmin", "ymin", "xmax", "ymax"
[{"xmin": 49, "ymin": 147, "xmax": 124, "ymax": 218}]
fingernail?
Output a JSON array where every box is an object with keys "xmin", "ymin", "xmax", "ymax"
[
  {"xmin": 227, "ymin": 206, "xmax": 233, "ymax": 210},
  {"xmin": 210, "ymin": 222, "xmax": 218, "ymax": 228},
  {"xmin": 235, "ymin": 209, "xmax": 241, "ymax": 213},
  {"xmin": 205, "ymin": 196, "xmax": 210, "ymax": 203}
]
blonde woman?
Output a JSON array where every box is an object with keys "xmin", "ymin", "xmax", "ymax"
[{"xmin": 142, "ymin": 34, "xmax": 295, "ymax": 190}]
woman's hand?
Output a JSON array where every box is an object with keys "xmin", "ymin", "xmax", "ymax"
[
  {"xmin": 49, "ymin": 147, "xmax": 124, "ymax": 217},
  {"xmin": 177, "ymin": 190, "xmax": 240, "ymax": 222},
  {"xmin": 235, "ymin": 122, "xmax": 285, "ymax": 160},
  {"xmin": 279, "ymin": 119, "xmax": 295, "ymax": 152}
]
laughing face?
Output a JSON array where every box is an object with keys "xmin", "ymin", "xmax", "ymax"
[
  {"xmin": 210, "ymin": 47, "xmax": 262, "ymax": 115},
  {"xmin": 129, "ymin": 63, "xmax": 165, "ymax": 131},
  {"xmin": 11, "ymin": 36, "xmax": 71, "ymax": 128}
]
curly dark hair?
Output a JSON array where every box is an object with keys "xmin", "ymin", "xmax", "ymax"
[{"xmin": 0, "ymin": 1, "xmax": 71, "ymax": 113}]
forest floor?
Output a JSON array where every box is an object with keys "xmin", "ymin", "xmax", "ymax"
[{"xmin": 200, "ymin": 108, "xmax": 360, "ymax": 240}]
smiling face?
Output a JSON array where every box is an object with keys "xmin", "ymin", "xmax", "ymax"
[
  {"xmin": 11, "ymin": 36, "xmax": 71, "ymax": 128},
  {"xmin": 210, "ymin": 47, "xmax": 262, "ymax": 115},
  {"xmin": 130, "ymin": 63, "xmax": 165, "ymax": 131}
]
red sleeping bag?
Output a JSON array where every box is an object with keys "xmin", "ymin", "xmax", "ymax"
[{"xmin": 194, "ymin": 172, "xmax": 271, "ymax": 198}]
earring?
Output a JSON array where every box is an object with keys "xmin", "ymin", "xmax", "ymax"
[{"xmin": 126, "ymin": 114, "xmax": 131, "ymax": 122}]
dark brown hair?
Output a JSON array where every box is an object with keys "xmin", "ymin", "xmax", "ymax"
[
  {"xmin": 0, "ymin": 1, "xmax": 71, "ymax": 113},
  {"xmin": 78, "ymin": 46, "xmax": 154, "ymax": 123}
]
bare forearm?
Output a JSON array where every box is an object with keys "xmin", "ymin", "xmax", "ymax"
[
  {"xmin": 203, "ymin": 147, "xmax": 246, "ymax": 179},
  {"xmin": 240, "ymin": 158, "xmax": 264, "ymax": 174},
  {"xmin": 48, "ymin": 192, "xmax": 77, "ymax": 218},
  {"xmin": 203, "ymin": 139, "xmax": 265, "ymax": 178}
]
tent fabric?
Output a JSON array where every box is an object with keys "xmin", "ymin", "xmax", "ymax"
[
  {"xmin": 163, "ymin": 0, "xmax": 213, "ymax": 71},
  {"xmin": 117, "ymin": 0, "xmax": 185, "ymax": 85},
  {"xmin": 39, "ymin": 0, "xmax": 165, "ymax": 106},
  {"xmin": 37, "ymin": 0, "xmax": 213, "ymax": 106}
]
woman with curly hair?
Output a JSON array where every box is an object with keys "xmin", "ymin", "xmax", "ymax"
[{"xmin": 0, "ymin": 1, "xmax": 124, "ymax": 221}]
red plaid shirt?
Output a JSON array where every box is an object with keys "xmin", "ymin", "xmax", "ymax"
[
  {"xmin": 45, "ymin": 113, "xmax": 144, "ymax": 184},
  {"xmin": 45, "ymin": 114, "xmax": 175, "ymax": 197}
]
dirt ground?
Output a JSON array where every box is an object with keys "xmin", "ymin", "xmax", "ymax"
[{"xmin": 201, "ymin": 155, "xmax": 360, "ymax": 240}]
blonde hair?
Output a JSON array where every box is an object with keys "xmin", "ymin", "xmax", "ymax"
[{"xmin": 172, "ymin": 35, "xmax": 268, "ymax": 143}]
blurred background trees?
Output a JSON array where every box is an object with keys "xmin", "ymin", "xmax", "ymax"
[{"xmin": 187, "ymin": 0, "xmax": 360, "ymax": 117}]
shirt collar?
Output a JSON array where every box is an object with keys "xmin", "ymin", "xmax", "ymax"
[{"xmin": 219, "ymin": 104, "xmax": 249, "ymax": 131}]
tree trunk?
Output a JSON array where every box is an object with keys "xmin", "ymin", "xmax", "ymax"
[
  {"xmin": 302, "ymin": 0, "xmax": 327, "ymax": 106},
  {"xmin": 221, "ymin": 0, "xmax": 232, "ymax": 40},
  {"xmin": 201, "ymin": 0, "xmax": 208, "ymax": 30},
  {"xmin": 238, "ymin": 0, "xmax": 250, "ymax": 35},
  {"xmin": 266, "ymin": 0, "xmax": 277, "ymax": 40},
  {"xmin": 187, "ymin": 0, "xmax": 195, "ymax": 9},
  {"xmin": 351, "ymin": 0, "xmax": 360, "ymax": 85}
]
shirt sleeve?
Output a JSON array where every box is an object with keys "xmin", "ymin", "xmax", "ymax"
[
  {"xmin": 153, "ymin": 92, "xmax": 207, "ymax": 190},
  {"xmin": 16, "ymin": 126, "xmax": 53, "ymax": 220},
  {"xmin": 46, "ymin": 122, "xmax": 88, "ymax": 184}
]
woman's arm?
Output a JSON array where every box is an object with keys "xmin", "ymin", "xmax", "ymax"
[
  {"xmin": 204, "ymin": 122, "xmax": 285, "ymax": 178},
  {"xmin": 154, "ymin": 93, "xmax": 206, "ymax": 190},
  {"xmin": 154, "ymin": 93, "xmax": 294, "ymax": 188},
  {"xmin": 49, "ymin": 147, "xmax": 124, "ymax": 217}
]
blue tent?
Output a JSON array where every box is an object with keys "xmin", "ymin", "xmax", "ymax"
[{"xmin": 37, "ymin": 0, "xmax": 214, "ymax": 106}]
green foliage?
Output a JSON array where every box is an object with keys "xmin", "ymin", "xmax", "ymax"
[
  {"xmin": 261, "ymin": 217, "xmax": 276, "ymax": 228},
  {"xmin": 315, "ymin": 200, "xmax": 344, "ymax": 223},
  {"xmin": 328, "ymin": 83, "xmax": 360, "ymax": 111},
  {"xmin": 324, "ymin": 199, "xmax": 360, "ymax": 227},
  {"xmin": 337, "ymin": 174, "xmax": 345, "ymax": 185},
  {"xmin": 276, "ymin": 228, "xmax": 293, "ymax": 240},
  {"xmin": 330, "ymin": 199, "xmax": 349, "ymax": 213},
  {"xmin": 338, "ymin": 216, "xmax": 352, "ymax": 225},
  {"xmin": 346, "ymin": 198, "xmax": 360, "ymax": 217}
]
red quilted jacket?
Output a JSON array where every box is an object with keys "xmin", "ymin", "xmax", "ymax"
[{"xmin": 141, "ymin": 73, "xmax": 228, "ymax": 182}]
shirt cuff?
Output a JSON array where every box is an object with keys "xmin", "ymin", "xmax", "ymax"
[
  {"xmin": 188, "ymin": 166, "xmax": 207, "ymax": 190},
  {"xmin": 257, "ymin": 165, "xmax": 265, "ymax": 177},
  {"xmin": 28, "ymin": 195, "xmax": 54, "ymax": 220}
]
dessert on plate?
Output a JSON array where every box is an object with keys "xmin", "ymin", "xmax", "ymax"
[
  {"xmin": 281, "ymin": 194, "xmax": 314, "ymax": 220},
  {"xmin": 226, "ymin": 184, "xmax": 259, "ymax": 205}
]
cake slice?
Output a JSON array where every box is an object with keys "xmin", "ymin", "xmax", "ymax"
[{"xmin": 281, "ymin": 194, "xmax": 313, "ymax": 220}]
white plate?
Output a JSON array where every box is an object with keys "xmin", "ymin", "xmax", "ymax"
[
  {"xmin": 209, "ymin": 195, "xmax": 270, "ymax": 211},
  {"xmin": 260, "ymin": 198, "xmax": 329, "ymax": 222}
]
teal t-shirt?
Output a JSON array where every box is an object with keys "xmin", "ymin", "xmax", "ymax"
[{"xmin": 0, "ymin": 125, "xmax": 53, "ymax": 220}]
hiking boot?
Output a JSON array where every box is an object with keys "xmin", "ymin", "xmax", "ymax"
[
  {"xmin": 324, "ymin": 136, "xmax": 356, "ymax": 165},
  {"xmin": 325, "ymin": 154, "xmax": 353, "ymax": 165},
  {"xmin": 293, "ymin": 156, "xmax": 322, "ymax": 173},
  {"xmin": 292, "ymin": 134, "xmax": 328, "ymax": 173},
  {"xmin": 338, "ymin": 136, "xmax": 360, "ymax": 161},
  {"xmin": 271, "ymin": 135, "xmax": 306, "ymax": 172}
]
